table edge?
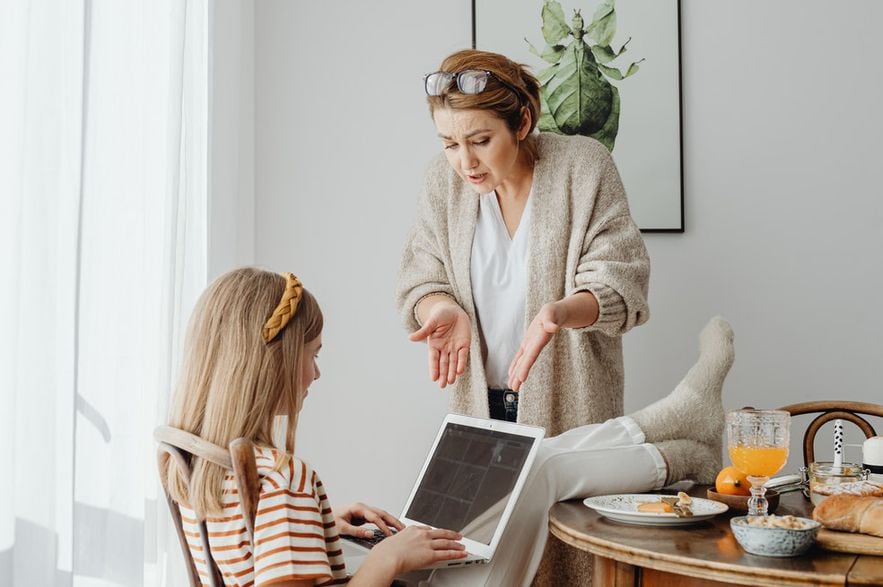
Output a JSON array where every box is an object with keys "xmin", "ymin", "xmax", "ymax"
[{"xmin": 548, "ymin": 516, "xmax": 849, "ymax": 587}]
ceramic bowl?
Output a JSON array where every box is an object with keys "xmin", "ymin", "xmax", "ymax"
[{"xmin": 730, "ymin": 516, "xmax": 820, "ymax": 557}]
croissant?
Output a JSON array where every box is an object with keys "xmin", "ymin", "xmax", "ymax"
[{"xmin": 812, "ymin": 495, "xmax": 883, "ymax": 538}]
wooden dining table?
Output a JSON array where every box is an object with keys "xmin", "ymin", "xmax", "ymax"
[{"xmin": 548, "ymin": 486, "xmax": 883, "ymax": 586}]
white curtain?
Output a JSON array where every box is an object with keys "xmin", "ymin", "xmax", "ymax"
[{"xmin": 0, "ymin": 1, "xmax": 208, "ymax": 585}]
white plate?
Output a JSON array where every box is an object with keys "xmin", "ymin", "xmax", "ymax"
[{"xmin": 583, "ymin": 494, "xmax": 729, "ymax": 526}]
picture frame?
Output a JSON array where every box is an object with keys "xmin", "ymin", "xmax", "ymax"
[{"xmin": 473, "ymin": 0, "xmax": 685, "ymax": 232}]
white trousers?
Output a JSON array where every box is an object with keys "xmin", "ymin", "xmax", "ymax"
[{"xmin": 426, "ymin": 416, "xmax": 666, "ymax": 587}]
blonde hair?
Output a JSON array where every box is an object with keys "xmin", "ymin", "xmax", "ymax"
[
  {"xmin": 427, "ymin": 49, "xmax": 542, "ymax": 165},
  {"xmin": 161, "ymin": 267, "xmax": 323, "ymax": 517}
]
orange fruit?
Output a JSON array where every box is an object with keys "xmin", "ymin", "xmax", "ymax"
[{"xmin": 715, "ymin": 466, "xmax": 751, "ymax": 496}]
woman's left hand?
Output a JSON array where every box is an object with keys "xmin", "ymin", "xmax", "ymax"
[
  {"xmin": 334, "ymin": 502, "xmax": 405, "ymax": 538},
  {"xmin": 508, "ymin": 302, "xmax": 562, "ymax": 391}
]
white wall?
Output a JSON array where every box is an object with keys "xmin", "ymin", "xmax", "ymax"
[
  {"xmin": 252, "ymin": 0, "xmax": 472, "ymax": 510},
  {"xmin": 209, "ymin": 0, "xmax": 255, "ymax": 279},
  {"xmin": 243, "ymin": 0, "xmax": 883, "ymax": 511},
  {"xmin": 627, "ymin": 1, "xmax": 883, "ymax": 471}
]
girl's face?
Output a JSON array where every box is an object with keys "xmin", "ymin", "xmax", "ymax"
[
  {"xmin": 300, "ymin": 333, "xmax": 322, "ymax": 401},
  {"xmin": 432, "ymin": 107, "xmax": 531, "ymax": 194}
]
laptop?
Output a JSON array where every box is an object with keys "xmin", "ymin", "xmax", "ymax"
[{"xmin": 341, "ymin": 413, "xmax": 545, "ymax": 571}]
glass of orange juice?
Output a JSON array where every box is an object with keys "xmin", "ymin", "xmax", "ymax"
[{"xmin": 726, "ymin": 409, "xmax": 790, "ymax": 517}]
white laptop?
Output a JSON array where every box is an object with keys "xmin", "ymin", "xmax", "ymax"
[{"xmin": 341, "ymin": 413, "xmax": 545, "ymax": 571}]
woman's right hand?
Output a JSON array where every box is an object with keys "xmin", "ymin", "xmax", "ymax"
[
  {"xmin": 365, "ymin": 526, "xmax": 467, "ymax": 578},
  {"xmin": 409, "ymin": 300, "xmax": 471, "ymax": 388}
]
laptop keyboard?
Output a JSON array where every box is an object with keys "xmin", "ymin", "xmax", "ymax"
[{"xmin": 344, "ymin": 528, "xmax": 395, "ymax": 550}]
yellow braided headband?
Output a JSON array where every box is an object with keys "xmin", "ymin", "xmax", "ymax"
[{"xmin": 262, "ymin": 273, "xmax": 303, "ymax": 343}]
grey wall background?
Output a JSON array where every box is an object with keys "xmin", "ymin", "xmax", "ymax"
[
  {"xmin": 209, "ymin": 0, "xmax": 255, "ymax": 277},
  {"xmin": 211, "ymin": 0, "xmax": 883, "ymax": 512}
]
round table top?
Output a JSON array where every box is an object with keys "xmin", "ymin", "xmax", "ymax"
[{"xmin": 548, "ymin": 487, "xmax": 882, "ymax": 587}]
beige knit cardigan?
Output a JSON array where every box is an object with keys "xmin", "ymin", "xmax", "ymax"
[{"xmin": 396, "ymin": 133, "xmax": 650, "ymax": 436}]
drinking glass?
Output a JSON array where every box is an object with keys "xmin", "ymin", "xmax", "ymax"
[{"xmin": 726, "ymin": 409, "xmax": 791, "ymax": 517}]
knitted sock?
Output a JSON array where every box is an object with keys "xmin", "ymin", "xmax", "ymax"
[
  {"xmin": 630, "ymin": 316, "xmax": 735, "ymax": 446},
  {"xmin": 657, "ymin": 439, "xmax": 721, "ymax": 485}
]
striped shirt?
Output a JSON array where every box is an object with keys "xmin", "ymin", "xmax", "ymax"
[{"xmin": 180, "ymin": 447, "xmax": 348, "ymax": 586}]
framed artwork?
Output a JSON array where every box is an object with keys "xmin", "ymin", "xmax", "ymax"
[{"xmin": 473, "ymin": 0, "xmax": 684, "ymax": 232}]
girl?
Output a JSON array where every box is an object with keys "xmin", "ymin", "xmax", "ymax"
[
  {"xmin": 161, "ymin": 268, "xmax": 467, "ymax": 586},
  {"xmin": 162, "ymin": 267, "xmax": 734, "ymax": 586}
]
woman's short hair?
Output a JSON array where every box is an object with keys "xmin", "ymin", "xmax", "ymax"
[
  {"xmin": 427, "ymin": 49, "xmax": 542, "ymax": 163},
  {"xmin": 162, "ymin": 267, "xmax": 323, "ymax": 516}
]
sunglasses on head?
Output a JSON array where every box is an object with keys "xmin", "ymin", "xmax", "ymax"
[{"xmin": 423, "ymin": 69, "xmax": 522, "ymax": 101}]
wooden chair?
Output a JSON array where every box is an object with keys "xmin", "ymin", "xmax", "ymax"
[
  {"xmin": 776, "ymin": 400, "xmax": 883, "ymax": 466},
  {"xmin": 154, "ymin": 426, "xmax": 261, "ymax": 587}
]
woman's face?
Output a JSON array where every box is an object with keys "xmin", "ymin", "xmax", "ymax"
[
  {"xmin": 433, "ymin": 107, "xmax": 530, "ymax": 194},
  {"xmin": 299, "ymin": 333, "xmax": 322, "ymax": 401}
]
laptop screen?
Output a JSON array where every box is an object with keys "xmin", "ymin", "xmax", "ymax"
[{"xmin": 403, "ymin": 422, "xmax": 534, "ymax": 545}]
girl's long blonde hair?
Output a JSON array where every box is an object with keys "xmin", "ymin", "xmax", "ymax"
[{"xmin": 161, "ymin": 267, "xmax": 323, "ymax": 517}]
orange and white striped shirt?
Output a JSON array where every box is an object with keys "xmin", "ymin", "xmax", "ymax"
[{"xmin": 180, "ymin": 447, "xmax": 348, "ymax": 586}]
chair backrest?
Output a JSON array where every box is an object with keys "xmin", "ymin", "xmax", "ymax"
[
  {"xmin": 777, "ymin": 400, "xmax": 883, "ymax": 466},
  {"xmin": 154, "ymin": 426, "xmax": 260, "ymax": 587}
]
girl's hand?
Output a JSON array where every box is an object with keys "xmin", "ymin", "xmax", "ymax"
[
  {"xmin": 508, "ymin": 302, "xmax": 562, "ymax": 391},
  {"xmin": 333, "ymin": 503, "xmax": 403, "ymax": 538},
  {"xmin": 409, "ymin": 302, "xmax": 472, "ymax": 388},
  {"xmin": 368, "ymin": 526, "xmax": 467, "ymax": 576}
]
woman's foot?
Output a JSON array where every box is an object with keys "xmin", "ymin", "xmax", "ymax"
[
  {"xmin": 656, "ymin": 439, "xmax": 721, "ymax": 485},
  {"xmin": 630, "ymin": 316, "xmax": 735, "ymax": 447}
]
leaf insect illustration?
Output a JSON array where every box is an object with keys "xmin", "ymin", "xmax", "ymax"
[{"xmin": 527, "ymin": 0, "xmax": 643, "ymax": 151}]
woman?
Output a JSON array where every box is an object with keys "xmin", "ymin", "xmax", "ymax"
[{"xmin": 397, "ymin": 49, "xmax": 650, "ymax": 436}]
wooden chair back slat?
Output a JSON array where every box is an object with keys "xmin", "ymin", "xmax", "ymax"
[
  {"xmin": 154, "ymin": 426, "xmax": 233, "ymax": 469},
  {"xmin": 803, "ymin": 411, "xmax": 875, "ymax": 465},
  {"xmin": 156, "ymin": 445, "xmax": 203, "ymax": 587},
  {"xmin": 777, "ymin": 401, "xmax": 883, "ymax": 467},
  {"xmin": 154, "ymin": 425, "xmax": 260, "ymax": 586}
]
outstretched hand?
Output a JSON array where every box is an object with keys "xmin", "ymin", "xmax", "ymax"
[
  {"xmin": 409, "ymin": 302, "xmax": 471, "ymax": 389},
  {"xmin": 334, "ymin": 503, "xmax": 404, "ymax": 539},
  {"xmin": 507, "ymin": 302, "xmax": 562, "ymax": 391}
]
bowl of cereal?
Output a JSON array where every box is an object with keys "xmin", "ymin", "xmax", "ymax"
[{"xmin": 730, "ymin": 515, "xmax": 820, "ymax": 557}]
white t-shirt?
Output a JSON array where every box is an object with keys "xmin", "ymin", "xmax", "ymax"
[{"xmin": 470, "ymin": 190, "xmax": 532, "ymax": 390}]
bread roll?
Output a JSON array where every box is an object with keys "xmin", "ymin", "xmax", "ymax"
[{"xmin": 812, "ymin": 495, "xmax": 883, "ymax": 538}]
